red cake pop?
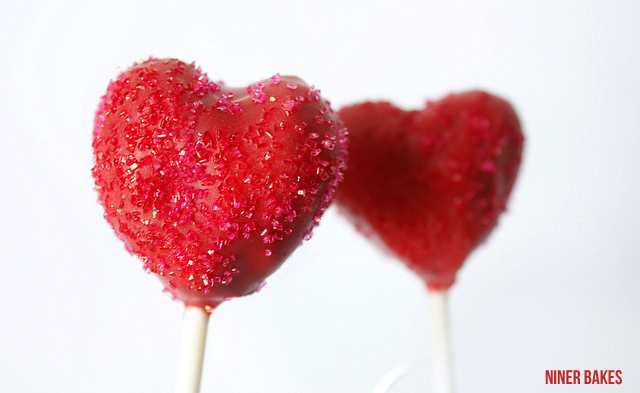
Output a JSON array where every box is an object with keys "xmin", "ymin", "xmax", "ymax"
[
  {"xmin": 92, "ymin": 58, "xmax": 347, "ymax": 392},
  {"xmin": 336, "ymin": 91, "xmax": 523, "ymax": 290},
  {"xmin": 335, "ymin": 91, "xmax": 523, "ymax": 392},
  {"xmin": 93, "ymin": 58, "xmax": 346, "ymax": 308}
]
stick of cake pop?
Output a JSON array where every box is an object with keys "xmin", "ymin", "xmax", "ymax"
[
  {"xmin": 427, "ymin": 290, "xmax": 452, "ymax": 393},
  {"xmin": 334, "ymin": 92, "xmax": 524, "ymax": 392},
  {"xmin": 175, "ymin": 306, "xmax": 211, "ymax": 393},
  {"xmin": 92, "ymin": 58, "xmax": 347, "ymax": 391}
]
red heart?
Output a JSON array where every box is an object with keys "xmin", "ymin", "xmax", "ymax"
[
  {"xmin": 92, "ymin": 58, "xmax": 347, "ymax": 307},
  {"xmin": 335, "ymin": 91, "xmax": 523, "ymax": 290}
]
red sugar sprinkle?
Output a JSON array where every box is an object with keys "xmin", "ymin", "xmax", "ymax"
[
  {"xmin": 92, "ymin": 58, "xmax": 347, "ymax": 307},
  {"xmin": 269, "ymin": 74, "xmax": 281, "ymax": 85}
]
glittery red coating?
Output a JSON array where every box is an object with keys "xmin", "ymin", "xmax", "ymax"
[
  {"xmin": 92, "ymin": 58, "xmax": 347, "ymax": 307},
  {"xmin": 335, "ymin": 91, "xmax": 523, "ymax": 290}
]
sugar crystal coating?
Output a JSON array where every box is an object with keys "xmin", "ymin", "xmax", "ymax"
[
  {"xmin": 335, "ymin": 91, "xmax": 523, "ymax": 290},
  {"xmin": 92, "ymin": 58, "xmax": 347, "ymax": 307}
]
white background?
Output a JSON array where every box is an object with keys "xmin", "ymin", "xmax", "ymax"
[{"xmin": 2, "ymin": 1, "xmax": 639, "ymax": 392}]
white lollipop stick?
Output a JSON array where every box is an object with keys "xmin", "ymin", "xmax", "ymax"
[
  {"xmin": 175, "ymin": 305, "xmax": 211, "ymax": 393},
  {"xmin": 427, "ymin": 289, "xmax": 453, "ymax": 393}
]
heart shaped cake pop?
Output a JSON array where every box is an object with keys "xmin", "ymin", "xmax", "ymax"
[
  {"xmin": 92, "ymin": 58, "xmax": 347, "ymax": 307},
  {"xmin": 335, "ymin": 91, "xmax": 523, "ymax": 290}
]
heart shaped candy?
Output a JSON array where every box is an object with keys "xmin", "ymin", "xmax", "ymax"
[
  {"xmin": 335, "ymin": 91, "xmax": 523, "ymax": 290},
  {"xmin": 92, "ymin": 58, "xmax": 347, "ymax": 307}
]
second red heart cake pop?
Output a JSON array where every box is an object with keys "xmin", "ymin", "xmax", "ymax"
[
  {"xmin": 335, "ymin": 91, "xmax": 524, "ymax": 290},
  {"xmin": 92, "ymin": 58, "xmax": 347, "ymax": 307}
]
